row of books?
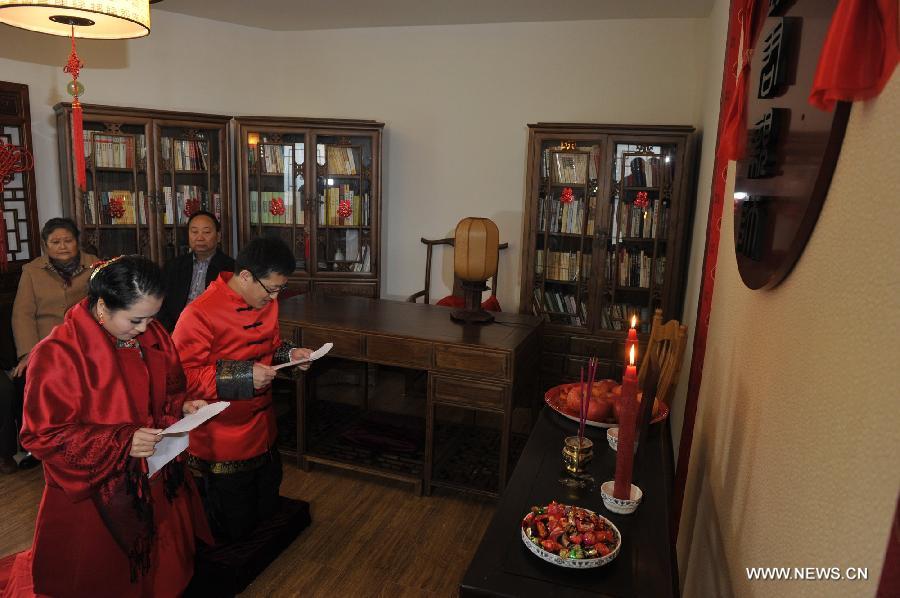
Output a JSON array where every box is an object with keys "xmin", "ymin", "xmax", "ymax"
[
  {"xmin": 615, "ymin": 199, "xmax": 669, "ymax": 240},
  {"xmin": 538, "ymin": 196, "xmax": 596, "ymax": 235},
  {"xmin": 319, "ymin": 188, "xmax": 370, "ymax": 226},
  {"xmin": 608, "ymin": 248, "xmax": 666, "ymax": 288},
  {"xmin": 535, "ymin": 250, "xmax": 591, "ymax": 282},
  {"xmin": 600, "ymin": 304, "xmax": 652, "ymax": 333},
  {"xmin": 251, "ymin": 144, "xmax": 291, "ymax": 175},
  {"xmin": 161, "ymin": 186, "xmax": 222, "ymax": 225},
  {"xmin": 249, "ymin": 191, "xmax": 303, "ymax": 225},
  {"xmin": 84, "ymin": 190, "xmax": 145, "ymax": 225},
  {"xmin": 84, "ymin": 133, "xmax": 146, "ymax": 169},
  {"xmin": 326, "ymin": 146, "xmax": 359, "ymax": 176},
  {"xmin": 161, "ymin": 137, "xmax": 209, "ymax": 171},
  {"xmin": 533, "ymin": 287, "xmax": 587, "ymax": 327},
  {"xmin": 621, "ymin": 156, "xmax": 672, "ymax": 188}
]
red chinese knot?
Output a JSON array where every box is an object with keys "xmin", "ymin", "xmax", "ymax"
[
  {"xmin": 560, "ymin": 187, "xmax": 575, "ymax": 204},
  {"xmin": 184, "ymin": 198, "xmax": 200, "ymax": 218},
  {"xmin": 269, "ymin": 197, "xmax": 285, "ymax": 216},
  {"xmin": 337, "ymin": 199, "xmax": 352, "ymax": 219},
  {"xmin": 634, "ymin": 191, "xmax": 649, "ymax": 209},
  {"xmin": 108, "ymin": 197, "xmax": 125, "ymax": 219}
]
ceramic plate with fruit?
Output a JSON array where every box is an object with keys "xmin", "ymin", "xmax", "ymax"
[
  {"xmin": 521, "ymin": 501, "xmax": 621, "ymax": 568},
  {"xmin": 544, "ymin": 381, "xmax": 669, "ymax": 429}
]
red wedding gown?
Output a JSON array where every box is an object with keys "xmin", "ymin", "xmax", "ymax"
[{"xmin": 0, "ymin": 300, "xmax": 211, "ymax": 598}]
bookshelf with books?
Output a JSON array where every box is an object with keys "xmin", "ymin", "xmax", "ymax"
[
  {"xmin": 519, "ymin": 124, "xmax": 696, "ymax": 389},
  {"xmin": 54, "ymin": 104, "xmax": 231, "ymax": 263},
  {"xmin": 236, "ymin": 117, "xmax": 383, "ymax": 298}
]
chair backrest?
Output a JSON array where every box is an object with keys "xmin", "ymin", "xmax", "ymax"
[
  {"xmin": 638, "ymin": 308, "xmax": 688, "ymax": 407},
  {"xmin": 408, "ymin": 237, "xmax": 508, "ymax": 304}
]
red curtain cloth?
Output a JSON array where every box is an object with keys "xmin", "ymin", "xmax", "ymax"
[
  {"xmin": 435, "ymin": 294, "xmax": 501, "ymax": 312},
  {"xmin": 810, "ymin": 0, "xmax": 900, "ymax": 111},
  {"xmin": 717, "ymin": 0, "xmax": 769, "ymax": 160}
]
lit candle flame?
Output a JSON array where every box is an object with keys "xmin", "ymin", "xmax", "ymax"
[
  {"xmin": 631, "ymin": 315, "xmax": 637, "ymax": 329},
  {"xmin": 629, "ymin": 344, "xmax": 636, "ymax": 366}
]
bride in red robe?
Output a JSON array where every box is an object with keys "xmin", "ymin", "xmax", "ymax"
[{"xmin": 0, "ymin": 256, "xmax": 212, "ymax": 598}]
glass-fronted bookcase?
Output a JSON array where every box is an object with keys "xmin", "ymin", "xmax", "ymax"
[
  {"xmin": 54, "ymin": 104, "xmax": 231, "ymax": 262},
  {"xmin": 520, "ymin": 124, "xmax": 696, "ymax": 389},
  {"xmin": 235, "ymin": 117, "xmax": 383, "ymax": 298}
]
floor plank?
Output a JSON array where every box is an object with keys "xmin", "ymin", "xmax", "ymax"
[{"xmin": 0, "ymin": 463, "xmax": 494, "ymax": 597}]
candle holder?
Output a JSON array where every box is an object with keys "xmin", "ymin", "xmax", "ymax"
[
  {"xmin": 600, "ymin": 481, "xmax": 643, "ymax": 515},
  {"xmin": 562, "ymin": 436, "xmax": 593, "ymax": 475}
]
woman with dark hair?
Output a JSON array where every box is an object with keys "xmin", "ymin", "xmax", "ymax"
[
  {"xmin": 3, "ymin": 218, "xmax": 97, "ymax": 474},
  {"xmin": 1, "ymin": 255, "xmax": 212, "ymax": 597}
]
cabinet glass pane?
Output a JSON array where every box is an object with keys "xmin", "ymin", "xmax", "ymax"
[
  {"xmin": 530, "ymin": 140, "xmax": 602, "ymax": 328},
  {"xmin": 81, "ymin": 124, "xmax": 151, "ymax": 259},
  {"xmin": 159, "ymin": 127, "xmax": 223, "ymax": 260},
  {"xmin": 314, "ymin": 135, "xmax": 373, "ymax": 273},
  {"xmin": 600, "ymin": 143, "xmax": 676, "ymax": 333},
  {"xmin": 247, "ymin": 132, "xmax": 308, "ymax": 272}
]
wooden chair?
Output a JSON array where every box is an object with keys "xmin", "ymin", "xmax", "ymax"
[
  {"xmin": 638, "ymin": 308, "xmax": 688, "ymax": 408},
  {"xmin": 406, "ymin": 237, "xmax": 508, "ymax": 306}
]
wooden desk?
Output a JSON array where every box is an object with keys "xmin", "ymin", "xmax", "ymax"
[
  {"xmin": 460, "ymin": 407, "xmax": 678, "ymax": 597},
  {"xmin": 278, "ymin": 295, "xmax": 543, "ymax": 496}
]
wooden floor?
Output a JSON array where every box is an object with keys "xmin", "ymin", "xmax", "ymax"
[{"xmin": 0, "ymin": 463, "xmax": 496, "ymax": 597}]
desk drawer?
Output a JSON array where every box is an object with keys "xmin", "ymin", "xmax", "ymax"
[
  {"xmin": 434, "ymin": 345, "xmax": 509, "ymax": 379},
  {"xmin": 302, "ymin": 326, "xmax": 363, "ymax": 359},
  {"xmin": 366, "ymin": 334, "xmax": 432, "ymax": 369},
  {"xmin": 432, "ymin": 374, "xmax": 507, "ymax": 411},
  {"xmin": 570, "ymin": 336, "xmax": 617, "ymax": 359}
]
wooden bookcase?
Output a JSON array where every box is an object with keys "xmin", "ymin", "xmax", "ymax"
[
  {"xmin": 54, "ymin": 103, "xmax": 232, "ymax": 263},
  {"xmin": 519, "ymin": 123, "xmax": 696, "ymax": 389},
  {"xmin": 234, "ymin": 117, "xmax": 383, "ymax": 298}
]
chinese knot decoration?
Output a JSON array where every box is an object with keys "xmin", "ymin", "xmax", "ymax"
[
  {"xmin": 184, "ymin": 198, "xmax": 200, "ymax": 218},
  {"xmin": 63, "ymin": 26, "xmax": 87, "ymax": 192},
  {"xmin": 634, "ymin": 191, "xmax": 649, "ymax": 209},
  {"xmin": 269, "ymin": 197, "xmax": 285, "ymax": 216},
  {"xmin": 0, "ymin": 141, "xmax": 34, "ymax": 270},
  {"xmin": 108, "ymin": 197, "xmax": 125, "ymax": 219},
  {"xmin": 560, "ymin": 187, "xmax": 575, "ymax": 204},
  {"xmin": 337, "ymin": 199, "xmax": 352, "ymax": 219}
]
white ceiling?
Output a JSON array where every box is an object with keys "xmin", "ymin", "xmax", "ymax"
[{"xmin": 154, "ymin": 0, "xmax": 715, "ymax": 32}]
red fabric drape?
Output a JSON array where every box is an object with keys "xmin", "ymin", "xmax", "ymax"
[
  {"xmin": 718, "ymin": 0, "xmax": 769, "ymax": 161},
  {"xmin": 810, "ymin": 0, "xmax": 900, "ymax": 110}
]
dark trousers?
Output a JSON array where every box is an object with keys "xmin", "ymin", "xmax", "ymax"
[
  {"xmin": 0, "ymin": 373, "xmax": 21, "ymax": 458},
  {"xmin": 196, "ymin": 449, "xmax": 283, "ymax": 543}
]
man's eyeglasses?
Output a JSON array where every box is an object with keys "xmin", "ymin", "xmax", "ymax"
[{"xmin": 254, "ymin": 276, "xmax": 289, "ymax": 296}]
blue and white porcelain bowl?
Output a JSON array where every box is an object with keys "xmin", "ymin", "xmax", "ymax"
[
  {"xmin": 520, "ymin": 508, "xmax": 621, "ymax": 569},
  {"xmin": 600, "ymin": 481, "xmax": 643, "ymax": 515},
  {"xmin": 606, "ymin": 427, "xmax": 638, "ymax": 453}
]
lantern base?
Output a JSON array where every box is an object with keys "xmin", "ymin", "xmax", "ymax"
[{"xmin": 450, "ymin": 280, "xmax": 495, "ymax": 324}]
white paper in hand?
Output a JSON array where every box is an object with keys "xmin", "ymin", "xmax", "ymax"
[
  {"xmin": 272, "ymin": 342, "xmax": 333, "ymax": 370},
  {"xmin": 147, "ymin": 401, "xmax": 230, "ymax": 477}
]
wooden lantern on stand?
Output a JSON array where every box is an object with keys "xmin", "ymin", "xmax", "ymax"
[{"xmin": 450, "ymin": 217, "xmax": 499, "ymax": 324}]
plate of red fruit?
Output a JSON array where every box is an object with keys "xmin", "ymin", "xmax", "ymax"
[
  {"xmin": 521, "ymin": 501, "xmax": 621, "ymax": 568},
  {"xmin": 544, "ymin": 380, "xmax": 669, "ymax": 429}
]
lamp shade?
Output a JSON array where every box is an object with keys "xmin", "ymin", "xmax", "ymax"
[
  {"xmin": 454, "ymin": 217, "xmax": 499, "ymax": 282},
  {"xmin": 0, "ymin": 0, "xmax": 150, "ymax": 39}
]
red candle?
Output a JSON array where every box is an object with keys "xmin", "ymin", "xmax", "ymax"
[
  {"xmin": 625, "ymin": 315, "xmax": 638, "ymax": 366},
  {"xmin": 614, "ymin": 344, "xmax": 639, "ymax": 500}
]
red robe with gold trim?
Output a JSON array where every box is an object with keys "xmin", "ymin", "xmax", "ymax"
[
  {"xmin": 172, "ymin": 272, "xmax": 283, "ymax": 462},
  {"xmin": 0, "ymin": 300, "xmax": 211, "ymax": 598}
]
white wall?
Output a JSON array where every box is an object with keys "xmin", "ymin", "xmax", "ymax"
[{"xmin": 1, "ymin": 10, "xmax": 708, "ymax": 304}]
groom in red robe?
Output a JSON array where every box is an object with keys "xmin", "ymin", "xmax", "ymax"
[{"xmin": 173, "ymin": 237, "xmax": 311, "ymax": 541}]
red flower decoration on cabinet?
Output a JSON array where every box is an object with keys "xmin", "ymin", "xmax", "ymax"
[
  {"xmin": 634, "ymin": 191, "xmax": 649, "ymax": 209},
  {"xmin": 108, "ymin": 197, "xmax": 125, "ymax": 219},
  {"xmin": 560, "ymin": 187, "xmax": 575, "ymax": 204},
  {"xmin": 269, "ymin": 197, "xmax": 285, "ymax": 216},
  {"xmin": 184, "ymin": 198, "xmax": 200, "ymax": 218},
  {"xmin": 337, "ymin": 199, "xmax": 352, "ymax": 219}
]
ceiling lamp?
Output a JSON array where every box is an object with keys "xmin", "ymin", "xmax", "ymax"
[{"xmin": 0, "ymin": 1, "xmax": 150, "ymax": 39}]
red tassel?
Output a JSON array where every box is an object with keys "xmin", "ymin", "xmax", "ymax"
[{"xmin": 73, "ymin": 98, "xmax": 86, "ymax": 192}]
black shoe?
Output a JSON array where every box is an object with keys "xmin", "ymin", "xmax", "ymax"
[{"xmin": 17, "ymin": 454, "xmax": 40, "ymax": 469}]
